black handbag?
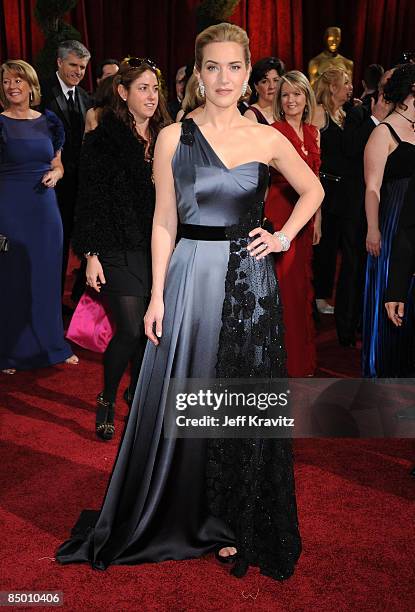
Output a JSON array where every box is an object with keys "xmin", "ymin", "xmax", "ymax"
[{"xmin": 0, "ymin": 234, "xmax": 9, "ymax": 252}]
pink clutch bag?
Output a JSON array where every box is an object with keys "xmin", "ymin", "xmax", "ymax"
[{"xmin": 66, "ymin": 290, "xmax": 115, "ymax": 353}]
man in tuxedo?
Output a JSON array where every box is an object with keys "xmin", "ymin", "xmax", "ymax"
[
  {"xmin": 40, "ymin": 40, "xmax": 92, "ymax": 303},
  {"xmin": 334, "ymin": 70, "xmax": 392, "ymax": 346}
]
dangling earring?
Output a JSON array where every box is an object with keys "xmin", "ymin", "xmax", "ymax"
[
  {"xmin": 280, "ymin": 109, "xmax": 285, "ymax": 118},
  {"xmin": 199, "ymin": 81, "xmax": 205, "ymax": 97},
  {"xmin": 29, "ymin": 91, "xmax": 33, "ymax": 104},
  {"xmin": 241, "ymin": 80, "xmax": 248, "ymax": 96}
]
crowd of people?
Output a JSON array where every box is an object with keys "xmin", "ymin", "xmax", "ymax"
[{"xmin": 0, "ymin": 21, "xmax": 414, "ymax": 580}]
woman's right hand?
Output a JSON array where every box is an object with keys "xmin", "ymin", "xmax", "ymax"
[
  {"xmin": 366, "ymin": 227, "xmax": 381, "ymax": 257},
  {"xmin": 86, "ymin": 256, "xmax": 106, "ymax": 292},
  {"xmin": 144, "ymin": 296, "xmax": 164, "ymax": 346}
]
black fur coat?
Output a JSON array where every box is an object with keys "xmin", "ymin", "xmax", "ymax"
[{"xmin": 71, "ymin": 111, "xmax": 155, "ymax": 255}]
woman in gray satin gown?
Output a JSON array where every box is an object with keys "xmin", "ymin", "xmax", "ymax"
[{"xmin": 57, "ymin": 23, "xmax": 323, "ymax": 580}]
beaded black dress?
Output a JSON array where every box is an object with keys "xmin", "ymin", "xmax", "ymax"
[{"xmin": 57, "ymin": 119, "xmax": 302, "ymax": 580}]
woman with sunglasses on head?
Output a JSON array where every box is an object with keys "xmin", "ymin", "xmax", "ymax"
[
  {"xmin": 71, "ymin": 58, "xmax": 171, "ymax": 440},
  {"xmin": 244, "ymin": 56, "xmax": 285, "ymax": 124},
  {"xmin": 58, "ymin": 24, "xmax": 323, "ymax": 580}
]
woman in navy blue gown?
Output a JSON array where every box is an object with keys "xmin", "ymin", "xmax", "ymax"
[
  {"xmin": 362, "ymin": 63, "xmax": 415, "ymax": 377},
  {"xmin": 0, "ymin": 60, "xmax": 77, "ymax": 373}
]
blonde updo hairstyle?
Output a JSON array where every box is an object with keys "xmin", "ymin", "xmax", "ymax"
[
  {"xmin": 273, "ymin": 70, "xmax": 316, "ymax": 124},
  {"xmin": 314, "ymin": 67, "xmax": 348, "ymax": 125},
  {"xmin": 0, "ymin": 59, "xmax": 41, "ymax": 109},
  {"xmin": 194, "ymin": 22, "xmax": 251, "ymax": 72}
]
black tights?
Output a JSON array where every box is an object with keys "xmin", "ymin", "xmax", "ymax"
[{"xmin": 102, "ymin": 294, "xmax": 147, "ymax": 404}]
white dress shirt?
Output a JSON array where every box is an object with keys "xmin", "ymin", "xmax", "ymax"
[{"xmin": 56, "ymin": 72, "xmax": 75, "ymax": 101}]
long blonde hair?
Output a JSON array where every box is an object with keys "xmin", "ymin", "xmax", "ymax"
[
  {"xmin": 194, "ymin": 22, "xmax": 250, "ymax": 71},
  {"xmin": 273, "ymin": 70, "xmax": 316, "ymax": 124},
  {"xmin": 314, "ymin": 68, "xmax": 347, "ymax": 125}
]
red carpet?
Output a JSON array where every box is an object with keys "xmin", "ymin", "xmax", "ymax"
[{"xmin": 1, "ymin": 276, "xmax": 414, "ymax": 610}]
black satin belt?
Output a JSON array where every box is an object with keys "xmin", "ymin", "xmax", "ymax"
[{"xmin": 180, "ymin": 224, "xmax": 229, "ymax": 241}]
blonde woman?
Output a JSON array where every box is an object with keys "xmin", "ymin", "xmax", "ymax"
[
  {"xmin": 312, "ymin": 68, "xmax": 352, "ymax": 319},
  {"xmin": 0, "ymin": 60, "xmax": 78, "ymax": 373},
  {"xmin": 58, "ymin": 23, "xmax": 323, "ymax": 580},
  {"xmin": 265, "ymin": 71, "xmax": 321, "ymax": 375}
]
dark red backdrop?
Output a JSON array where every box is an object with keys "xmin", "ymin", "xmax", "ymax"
[{"xmin": 1, "ymin": 0, "xmax": 414, "ymax": 95}]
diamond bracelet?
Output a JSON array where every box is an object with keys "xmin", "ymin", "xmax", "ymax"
[{"xmin": 273, "ymin": 231, "xmax": 291, "ymax": 252}]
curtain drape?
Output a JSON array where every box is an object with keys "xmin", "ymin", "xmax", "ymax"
[{"xmin": 1, "ymin": 0, "xmax": 414, "ymax": 94}]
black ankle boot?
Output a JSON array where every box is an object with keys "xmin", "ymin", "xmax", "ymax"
[
  {"xmin": 96, "ymin": 393, "xmax": 114, "ymax": 441},
  {"xmin": 103, "ymin": 402, "xmax": 115, "ymax": 441}
]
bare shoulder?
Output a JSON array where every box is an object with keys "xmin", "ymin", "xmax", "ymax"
[
  {"xmin": 155, "ymin": 123, "xmax": 182, "ymax": 155},
  {"xmin": 369, "ymin": 121, "xmax": 394, "ymax": 143},
  {"xmin": 244, "ymin": 121, "xmax": 284, "ymax": 143},
  {"xmin": 240, "ymin": 118, "xmax": 273, "ymax": 135},
  {"xmin": 374, "ymin": 120, "xmax": 393, "ymax": 132},
  {"xmin": 241, "ymin": 122, "xmax": 290, "ymax": 163}
]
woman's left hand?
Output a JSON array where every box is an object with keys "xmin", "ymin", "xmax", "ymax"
[
  {"xmin": 42, "ymin": 169, "xmax": 61, "ymax": 188},
  {"xmin": 248, "ymin": 227, "xmax": 283, "ymax": 260}
]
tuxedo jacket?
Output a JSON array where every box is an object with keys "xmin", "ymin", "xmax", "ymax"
[
  {"xmin": 40, "ymin": 75, "xmax": 92, "ymax": 175},
  {"xmin": 338, "ymin": 104, "xmax": 377, "ymax": 221},
  {"xmin": 385, "ymin": 173, "xmax": 415, "ymax": 302},
  {"xmin": 342, "ymin": 104, "xmax": 376, "ymax": 178}
]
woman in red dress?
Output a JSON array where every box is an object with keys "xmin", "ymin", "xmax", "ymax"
[{"xmin": 265, "ymin": 71, "xmax": 321, "ymax": 376}]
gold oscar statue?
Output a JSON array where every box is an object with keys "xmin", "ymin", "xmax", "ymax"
[{"xmin": 308, "ymin": 27, "xmax": 353, "ymax": 87}]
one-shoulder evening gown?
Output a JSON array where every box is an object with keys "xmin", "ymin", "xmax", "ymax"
[
  {"xmin": 57, "ymin": 119, "xmax": 302, "ymax": 580},
  {"xmin": 0, "ymin": 111, "xmax": 72, "ymax": 370}
]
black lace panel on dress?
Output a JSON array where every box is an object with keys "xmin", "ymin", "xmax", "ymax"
[{"xmin": 207, "ymin": 203, "xmax": 302, "ymax": 580}]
